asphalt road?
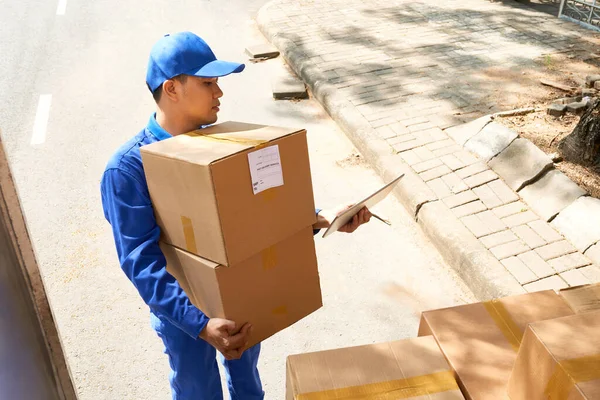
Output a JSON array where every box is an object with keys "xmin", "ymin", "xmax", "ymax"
[{"xmin": 0, "ymin": 0, "xmax": 475, "ymax": 398}]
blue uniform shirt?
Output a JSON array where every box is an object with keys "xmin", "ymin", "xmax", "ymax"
[{"xmin": 101, "ymin": 114, "xmax": 321, "ymax": 340}]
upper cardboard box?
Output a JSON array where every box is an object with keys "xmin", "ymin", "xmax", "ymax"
[
  {"xmin": 418, "ymin": 290, "xmax": 574, "ymax": 400},
  {"xmin": 559, "ymin": 283, "xmax": 600, "ymax": 314},
  {"xmin": 508, "ymin": 310, "xmax": 600, "ymax": 400},
  {"xmin": 141, "ymin": 121, "xmax": 317, "ymax": 265}
]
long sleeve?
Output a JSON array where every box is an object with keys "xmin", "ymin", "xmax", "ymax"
[{"xmin": 101, "ymin": 168, "xmax": 208, "ymax": 339}]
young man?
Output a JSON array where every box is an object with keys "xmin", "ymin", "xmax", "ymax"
[{"xmin": 101, "ymin": 31, "xmax": 371, "ymax": 400}]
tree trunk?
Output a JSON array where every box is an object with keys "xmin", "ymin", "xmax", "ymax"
[{"xmin": 558, "ymin": 99, "xmax": 600, "ymax": 168}]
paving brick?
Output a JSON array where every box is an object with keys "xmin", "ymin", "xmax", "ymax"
[
  {"xmin": 518, "ymin": 251, "xmax": 555, "ymax": 279},
  {"xmin": 441, "ymin": 172, "xmax": 469, "ymax": 194},
  {"xmin": 452, "ymin": 200, "xmax": 487, "ymax": 218},
  {"xmin": 464, "ymin": 170, "xmax": 498, "ymax": 188},
  {"xmin": 480, "ymin": 230, "xmax": 519, "ymax": 249},
  {"xmin": 461, "ymin": 214, "xmax": 493, "ymax": 238},
  {"xmin": 413, "ymin": 158, "xmax": 444, "ymax": 173},
  {"xmin": 432, "ymin": 145, "xmax": 463, "ymax": 158},
  {"xmin": 389, "ymin": 122, "xmax": 410, "ymax": 135},
  {"xmin": 579, "ymin": 265, "xmax": 600, "ymax": 282},
  {"xmin": 388, "ymin": 134, "xmax": 417, "ymax": 146},
  {"xmin": 548, "ymin": 252, "xmax": 592, "ymax": 273},
  {"xmin": 473, "ymin": 184, "xmax": 503, "ymax": 209},
  {"xmin": 453, "ymin": 150, "xmax": 479, "ymax": 166},
  {"xmin": 527, "ymin": 220, "xmax": 563, "ymax": 243},
  {"xmin": 399, "ymin": 150, "xmax": 422, "ymax": 166},
  {"xmin": 477, "ymin": 210, "xmax": 507, "ymax": 234},
  {"xmin": 502, "ymin": 256, "xmax": 538, "ymax": 284},
  {"xmin": 440, "ymin": 154, "xmax": 465, "ymax": 171},
  {"xmin": 426, "ymin": 139, "xmax": 456, "ymax": 151},
  {"xmin": 511, "ymin": 225, "xmax": 546, "ymax": 249},
  {"xmin": 393, "ymin": 138, "xmax": 428, "ymax": 153},
  {"xmin": 535, "ymin": 240, "xmax": 577, "ymax": 261},
  {"xmin": 560, "ymin": 268, "xmax": 591, "ymax": 287},
  {"xmin": 375, "ymin": 125, "xmax": 398, "ymax": 140},
  {"xmin": 487, "ymin": 179, "xmax": 519, "ymax": 205},
  {"xmin": 442, "ymin": 190, "xmax": 478, "ymax": 209},
  {"xmin": 502, "ymin": 210, "xmax": 539, "ymax": 228},
  {"xmin": 426, "ymin": 178, "xmax": 452, "ymax": 199},
  {"xmin": 490, "ymin": 240, "xmax": 530, "ymax": 259},
  {"xmin": 413, "ymin": 146, "xmax": 437, "ymax": 162},
  {"xmin": 492, "ymin": 201, "xmax": 528, "ymax": 219},
  {"xmin": 523, "ymin": 275, "xmax": 568, "ymax": 293},
  {"xmin": 420, "ymin": 165, "xmax": 453, "ymax": 182}
]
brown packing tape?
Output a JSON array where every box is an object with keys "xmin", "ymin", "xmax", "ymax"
[
  {"xmin": 545, "ymin": 354, "xmax": 600, "ymax": 400},
  {"xmin": 296, "ymin": 370, "xmax": 459, "ymax": 400},
  {"xmin": 262, "ymin": 246, "xmax": 278, "ymax": 271},
  {"xmin": 180, "ymin": 216, "xmax": 198, "ymax": 254},
  {"xmin": 186, "ymin": 131, "xmax": 269, "ymax": 147},
  {"xmin": 483, "ymin": 299, "xmax": 523, "ymax": 352}
]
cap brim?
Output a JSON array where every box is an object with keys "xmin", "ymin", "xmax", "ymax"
[{"xmin": 190, "ymin": 60, "xmax": 245, "ymax": 78}]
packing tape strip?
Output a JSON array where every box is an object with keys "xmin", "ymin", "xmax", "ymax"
[
  {"xmin": 180, "ymin": 216, "xmax": 198, "ymax": 254},
  {"xmin": 483, "ymin": 299, "xmax": 522, "ymax": 352},
  {"xmin": 262, "ymin": 246, "xmax": 278, "ymax": 270},
  {"xmin": 186, "ymin": 131, "xmax": 269, "ymax": 148},
  {"xmin": 296, "ymin": 370, "xmax": 459, "ymax": 400},
  {"xmin": 544, "ymin": 354, "xmax": 600, "ymax": 400}
]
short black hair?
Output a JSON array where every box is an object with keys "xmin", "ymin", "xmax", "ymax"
[{"xmin": 150, "ymin": 75, "xmax": 188, "ymax": 103}]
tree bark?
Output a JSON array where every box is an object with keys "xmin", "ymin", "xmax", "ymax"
[{"xmin": 558, "ymin": 99, "xmax": 600, "ymax": 168}]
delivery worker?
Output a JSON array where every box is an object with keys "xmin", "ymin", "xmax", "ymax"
[{"xmin": 100, "ymin": 31, "xmax": 371, "ymax": 400}]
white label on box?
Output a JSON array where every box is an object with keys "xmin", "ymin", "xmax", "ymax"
[{"xmin": 248, "ymin": 145, "xmax": 284, "ymax": 195}]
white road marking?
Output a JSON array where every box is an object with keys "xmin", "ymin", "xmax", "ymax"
[
  {"xmin": 56, "ymin": 0, "xmax": 67, "ymax": 15},
  {"xmin": 31, "ymin": 94, "xmax": 52, "ymax": 145}
]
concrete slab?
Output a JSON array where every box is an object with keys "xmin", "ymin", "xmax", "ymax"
[
  {"xmin": 552, "ymin": 196, "xmax": 600, "ymax": 252},
  {"xmin": 519, "ymin": 169, "xmax": 586, "ymax": 222},
  {"xmin": 245, "ymin": 43, "xmax": 280, "ymax": 59},
  {"xmin": 488, "ymin": 138, "xmax": 553, "ymax": 192},
  {"xmin": 272, "ymin": 76, "xmax": 307, "ymax": 99},
  {"xmin": 584, "ymin": 243, "xmax": 600, "ymax": 265},
  {"xmin": 446, "ymin": 115, "xmax": 492, "ymax": 146},
  {"xmin": 547, "ymin": 104, "xmax": 566, "ymax": 117},
  {"xmin": 464, "ymin": 122, "xmax": 518, "ymax": 162}
]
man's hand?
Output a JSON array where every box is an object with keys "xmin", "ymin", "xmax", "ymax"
[
  {"xmin": 199, "ymin": 318, "xmax": 252, "ymax": 360},
  {"xmin": 314, "ymin": 205, "xmax": 372, "ymax": 233}
]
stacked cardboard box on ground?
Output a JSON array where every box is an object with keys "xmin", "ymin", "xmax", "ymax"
[
  {"xmin": 285, "ymin": 284, "xmax": 600, "ymax": 399},
  {"xmin": 141, "ymin": 121, "xmax": 323, "ymax": 349}
]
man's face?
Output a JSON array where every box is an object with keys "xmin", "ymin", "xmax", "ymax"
[{"xmin": 177, "ymin": 76, "xmax": 223, "ymax": 126}]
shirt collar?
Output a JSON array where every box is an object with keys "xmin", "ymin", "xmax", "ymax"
[{"xmin": 146, "ymin": 113, "xmax": 172, "ymax": 141}]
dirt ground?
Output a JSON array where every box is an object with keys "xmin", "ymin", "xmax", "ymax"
[{"xmin": 472, "ymin": 50, "xmax": 600, "ymax": 198}]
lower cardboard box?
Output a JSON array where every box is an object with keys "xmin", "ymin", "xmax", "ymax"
[
  {"xmin": 418, "ymin": 290, "xmax": 575, "ymax": 400},
  {"xmin": 286, "ymin": 336, "xmax": 465, "ymax": 400},
  {"xmin": 559, "ymin": 283, "xmax": 600, "ymax": 314},
  {"xmin": 161, "ymin": 226, "xmax": 322, "ymax": 349},
  {"xmin": 508, "ymin": 310, "xmax": 600, "ymax": 400}
]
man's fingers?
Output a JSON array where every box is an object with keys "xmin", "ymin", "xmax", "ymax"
[{"xmin": 227, "ymin": 323, "xmax": 252, "ymax": 349}]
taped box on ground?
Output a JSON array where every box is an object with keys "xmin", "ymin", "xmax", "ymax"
[
  {"xmin": 508, "ymin": 310, "xmax": 600, "ymax": 400},
  {"xmin": 418, "ymin": 290, "xmax": 574, "ymax": 400},
  {"xmin": 559, "ymin": 283, "xmax": 600, "ymax": 314},
  {"xmin": 141, "ymin": 121, "xmax": 316, "ymax": 266},
  {"xmin": 161, "ymin": 226, "xmax": 322, "ymax": 350},
  {"xmin": 286, "ymin": 336, "xmax": 465, "ymax": 400}
]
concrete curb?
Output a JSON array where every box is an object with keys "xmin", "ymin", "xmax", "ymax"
[{"xmin": 257, "ymin": 2, "xmax": 525, "ymax": 300}]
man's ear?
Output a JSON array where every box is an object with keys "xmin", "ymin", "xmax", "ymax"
[{"xmin": 162, "ymin": 79, "xmax": 179, "ymax": 101}]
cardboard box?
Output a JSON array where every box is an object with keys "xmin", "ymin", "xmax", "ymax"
[
  {"xmin": 508, "ymin": 311, "xmax": 600, "ymax": 400},
  {"xmin": 161, "ymin": 226, "xmax": 322, "ymax": 349},
  {"xmin": 286, "ymin": 336, "xmax": 465, "ymax": 400},
  {"xmin": 559, "ymin": 283, "xmax": 600, "ymax": 313},
  {"xmin": 418, "ymin": 290, "xmax": 575, "ymax": 400},
  {"xmin": 141, "ymin": 121, "xmax": 316, "ymax": 265}
]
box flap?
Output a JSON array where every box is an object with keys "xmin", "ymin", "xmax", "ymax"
[
  {"xmin": 140, "ymin": 121, "xmax": 303, "ymax": 165},
  {"xmin": 559, "ymin": 283, "xmax": 600, "ymax": 313}
]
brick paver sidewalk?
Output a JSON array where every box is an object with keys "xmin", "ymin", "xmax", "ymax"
[{"xmin": 259, "ymin": 0, "xmax": 600, "ymax": 295}]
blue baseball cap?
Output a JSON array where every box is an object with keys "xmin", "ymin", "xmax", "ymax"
[{"xmin": 146, "ymin": 31, "xmax": 245, "ymax": 92}]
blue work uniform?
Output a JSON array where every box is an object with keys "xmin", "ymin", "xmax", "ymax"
[{"xmin": 101, "ymin": 114, "xmax": 320, "ymax": 400}]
